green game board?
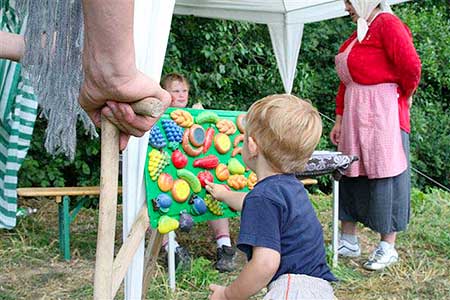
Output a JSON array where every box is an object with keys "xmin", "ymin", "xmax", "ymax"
[{"xmin": 145, "ymin": 107, "xmax": 255, "ymax": 231}]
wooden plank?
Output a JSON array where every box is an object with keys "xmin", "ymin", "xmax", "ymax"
[
  {"xmin": 111, "ymin": 204, "xmax": 150, "ymax": 297},
  {"xmin": 141, "ymin": 228, "xmax": 163, "ymax": 298},
  {"xmin": 17, "ymin": 186, "xmax": 122, "ymax": 197}
]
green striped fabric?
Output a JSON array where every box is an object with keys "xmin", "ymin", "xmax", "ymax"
[{"xmin": 1, "ymin": 0, "xmax": 38, "ymax": 229}]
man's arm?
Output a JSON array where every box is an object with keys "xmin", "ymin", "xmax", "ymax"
[
  {"xmin": 79, "ymin": 0, "xmax": 170, "ymax": 150},
  {"xmin": 0, "ymin": 31, "xmax": 24, "ymax": 62}
]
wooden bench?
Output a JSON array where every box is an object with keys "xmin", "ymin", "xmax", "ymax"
[{"xmin": 17, "ymin": 186, "xmax": 122, "ymax": 261}]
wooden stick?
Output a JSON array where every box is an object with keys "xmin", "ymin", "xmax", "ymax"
[
  {"xmin": 141, "ymin": 228, "xmax": 163, "ymax": 298},
  {"xmin": 94, "ymin": 116, "xmax": 120, "ymax": 300},
  {"xmin": 111, "ymin": 204, "xmax": 150, "ymax": 298},
  {"xmin": 93, "ymin": 97, "xmax": 165, "ymax": 300}
]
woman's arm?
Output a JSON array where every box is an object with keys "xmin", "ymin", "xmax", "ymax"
[
  {"xmin": 210, "ymin": 247, "xmax": 280, "ymax": 300},
  {"xmin": 0, "ymin": 31, "xmax": 24, "ymax": 62}
]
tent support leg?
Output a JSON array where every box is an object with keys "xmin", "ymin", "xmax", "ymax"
[{"xmin": 142, "ymin": 228, "xmax": 163, "ymax": 298}]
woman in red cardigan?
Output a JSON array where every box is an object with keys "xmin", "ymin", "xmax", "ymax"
[{"xmin": 330, "ymin": 0, "xmax": 421, "ymax": 271}]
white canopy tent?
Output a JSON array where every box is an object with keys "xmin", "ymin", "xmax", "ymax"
[{"xmin": 122, "ymin": 0, "xmax": 410, "ymax": 298}]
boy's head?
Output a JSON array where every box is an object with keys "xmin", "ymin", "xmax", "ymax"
[
  {"xmin": 244, "ymin": 94, "xmax": 322, "ymax": 173},
  {"xmin": 161, "ymin": 73, "xmax": 190, "ymax": 108}
]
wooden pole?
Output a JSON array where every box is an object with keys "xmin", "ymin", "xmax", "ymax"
[
  {"xmin": 94, "ymin": 116, "xmax": 120, "ymax": 300},
  {"xmin": 141, "ymin": 228, "xmax": 163, "ymax": 298},
  {"xmin": 93, "ymin": 98, "xmax": 165, "ymax": 300}
]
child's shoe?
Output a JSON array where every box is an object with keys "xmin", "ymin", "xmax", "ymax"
[
  {"xmin": 338, "ymin": 238, "xmax": 361, "ymax": 257},
  {"xmin": 363, "ymin": 241, "xmax": 398, "ymax": 271}
]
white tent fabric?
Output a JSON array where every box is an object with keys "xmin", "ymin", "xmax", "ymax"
[
  {"xmin": 124, "ymin": 0, "xmax": 410, "ymax": 298},
  {"xmin": 123, "ymin": 1, "xmax": 175, "ymax": 299}
]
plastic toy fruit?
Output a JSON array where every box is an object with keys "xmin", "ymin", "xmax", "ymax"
[
  {"xmin": 177, "ymin": 169, "xmax": 202, "ymax": 193},
  {"xmin": 171, "ymin": 179, "xmax": 191, "ymax": 203},
  {"xmin": 190, "ymin": 195, "xmax": 207, "ymax": 215},
  {"xmin": 172, "ymin": 149, "xmax": 188, "ymax": 169},
  {"xmin": 227, "ymin": 174, "xmax": 247, "ymax": 190},
  {"xmin": 170, "ymin": 109, "xmax": 193, "ymax": 127},
  {"xmin": 193, "ymin": 155, "xmax": 219, "ymax": 169},
  {"xmin": 179, "ymin": 212, "xmax": 194, "ymax": 232},
  {"xmin": 158, "ymin": 215, "xmax": 179, "ymax": 234},
  {"xmin": 162, "ymin": 119, "xmax": 184, "ymax": 144},
  {"xmin": 214, "ymin": 133, "xmax": 231, "ymax": 154},
  {"xmin": 157, "ymin": 173, "xmax": 173, "ymax": 192},
  {"xmin": 155, "ymin": 193, "xmax": 172, "ymax": 213},
  {"xmin": 215, "ymin": 163, "xmax": 230, "ymax": 181},
  {"xmin": 247, "ymin": 172, "xmax": 258, "ymax": 190},
  {"xmin": 204, "ymin": 194, "xmax": 223, "ymax": 216},
  {"xmin": 189, "ymin": 124, "xmax": 206, "ymax": 147},
  {"xmin": 148, "ymin": 149, "xmax": 170, "ymax": 181},
  {"xmin": 149, "ymin": 126, "xmax": 166, "ymax": 149},
  {"xmin": 197, "ymin": 171, "xmax": 214, "ymax": 187},
  {"xmin": 227, "ymin": 158, "xmax": 245, "ymax": 175}
]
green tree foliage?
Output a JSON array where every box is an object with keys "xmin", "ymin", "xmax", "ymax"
[{"xmin": 18, "ymin": 0, "xmax": 449, "ymax": 190}]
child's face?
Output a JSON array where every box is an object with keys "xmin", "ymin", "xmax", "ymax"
[{"xmin": 167, "ymin": 80, "xmax": 189, "ymax": 108}]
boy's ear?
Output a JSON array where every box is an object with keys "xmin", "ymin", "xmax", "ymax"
[{"xmin": 247, "ymin": 136, "xmax": 258, "ymax": 157}]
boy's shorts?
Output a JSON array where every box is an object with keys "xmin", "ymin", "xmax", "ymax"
[{"xmin": 263, "ymin": 274, "xmax": 335, "ymax": 300}]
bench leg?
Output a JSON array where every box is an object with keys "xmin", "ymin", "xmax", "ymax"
[{"xmin": 58, "ymin": 195, "xmax": 71, "ymax": 261}]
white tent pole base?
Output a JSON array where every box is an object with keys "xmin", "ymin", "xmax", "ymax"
[{"xmin": 168, "ymin": 231, "xmax": 177, "ymax": 290}]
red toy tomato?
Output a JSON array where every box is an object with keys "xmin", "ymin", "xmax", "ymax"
[
  {"xmin": 197, "ymin": 171, "xmax": 214, "ymax": 187},
  {"xmin": 172, "ymin": 150, "xmax": 188, "ymax": 169}
]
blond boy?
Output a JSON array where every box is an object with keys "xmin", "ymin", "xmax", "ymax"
[{"xmin": 206, "ymin": 94, "xmax": 336, "ymax": 299}]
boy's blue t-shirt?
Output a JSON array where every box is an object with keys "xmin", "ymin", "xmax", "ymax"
[{"xmin": 237, "ymin": 173, "xmax": 337, "ymax": 283}]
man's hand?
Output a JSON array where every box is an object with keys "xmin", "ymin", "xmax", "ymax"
[{"xmin": 79, "ymin": 70, "xmax": 171, "ymax": 150}]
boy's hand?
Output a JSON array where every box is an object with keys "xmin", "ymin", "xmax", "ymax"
[
  {"xmin": 205, "ymin": 181, "xmax": 229, "ymax": 202},
  {"xmin": 209, "ymin": 284, "xmax": 229, "ymax": 300}
]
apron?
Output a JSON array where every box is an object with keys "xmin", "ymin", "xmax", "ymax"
[{"xmin": 335, "ymin": 38, "xmax": 407, "ymax": 179}]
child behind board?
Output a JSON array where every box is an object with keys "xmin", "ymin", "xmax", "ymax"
[{"xmin": 206, "ymin": 94, "xmax": 337, "ymax": 300}]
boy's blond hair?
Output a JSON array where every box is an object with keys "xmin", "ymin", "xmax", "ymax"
[
  {"xmin": 161, "ymin": 73, "xmax": 190, "ymax": 90},
  {"xmin": 246, "ymin": 94, "xmax": 322, "ymax": 173}
]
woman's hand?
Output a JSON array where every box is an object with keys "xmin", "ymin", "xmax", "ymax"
[
  {"xmin": 205, "ymin": 181, "xmax": 229, "ymax": 202},
  {"xmin": 79, "ymin": 70, "xmax": 171, "ymax": 150},
  {"xmin": 330, "ymin": 121, "xmax": 342, "ymax": 146}
]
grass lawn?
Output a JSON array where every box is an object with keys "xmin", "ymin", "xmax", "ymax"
[{"xmin": 0, "ymin": 188, "xmax": 449, "ymax": 300}]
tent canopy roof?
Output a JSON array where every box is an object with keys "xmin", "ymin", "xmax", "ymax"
[{"xmin": 174, "ymin": 0, "xmax": 410, "ymax": 24}]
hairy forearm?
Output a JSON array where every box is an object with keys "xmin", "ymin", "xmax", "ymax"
[
  {"xmin": 0, "ymin": 31, "xmax": 24, "ymax": 62},
  {"xmin": 81, "ymin": 0, "xmax": 137, "ymax": 88},
  {"xmin": 225, "ymin": 250, "xmax": 279, "ymax": 299}
]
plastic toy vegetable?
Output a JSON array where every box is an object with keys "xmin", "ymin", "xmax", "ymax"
[
  {"xmin": 193, "ymin": 155, "xmax": 219, "ymax": 169},
  {"xmin": 227, "ymin": 174, "xmax": 247, "ymax": 190},
  {"xmin": 216, "ymin": 119, "xmax": 237, "ymax": 135},
  {"xmin": 149, "ymin": 126, "xmax": 166, "ymax": 149},
  {"xmin": 157, "ymin": 173, "xmax": 173, "ymax": 192},
  {"xmin": 231, "ymin": 147, "xmax": 242, "ymax": 157},
  {"xmin": 247, "ymin": 172, "xmax": 258, "ymax": 190},
  {"xmin": 162, "ymin": 119, "xmax": 184, "ymax": 146},
  {"xmin": 196, "ymin": 111, "xmax": 219, "ymax": 124},
  {"xmin": 177, "ymin": 169, "xmax": 202, "ymax": 193},
  {"xmin": 179, "ymin": 212, "xmax": 194, "ymax": 232},
  {"xmin": 148, "ymin": 149, "xmax": 170, "ymax": 181},
  {"xmin": 190, "ymin": 195, "xmax": 207, "ymax": 215},
  {"xmin": 155, "ymin": 193, "xmax": 172, "ymax": 213},
  {"xmin": 171, "ymin": 149, "xmax": 188, "ymax": 169},
  {"xmin": 233, "ymin": 134, "xmax": 244, "ymax": 147},
  {"xmin": 197, "ymin": 171, "xmax": 214, "ymax": 187},
  {"xmin": 236, "ymin": 114, "xmax": 246, "ymax": 133},
  {"xmin": 203, "ymin": 127, "xmax": 215, "ymax": 154},
  {"xmin": 189, "ymin": 124, "xmax": 206, "ymax": 147},
  {"xmin": 214, "ymin": 133, "xmax": 231, "ymax": 154},
  {"xmin": 182, "ymin": 129, "xmax": 203, "ymax": 157},
  {"xmin": 215, "ymin": 163, "xmax": 230, "ymax": 181},
  {"xmin": 171, "ymin": 179, "xmax": 191, "ymax": 203}
]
